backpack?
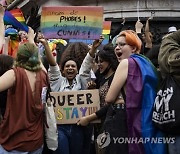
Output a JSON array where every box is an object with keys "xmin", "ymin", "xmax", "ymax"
[{"xmin": 152, "ymin": 75, "xmax": 180, "ymax": 134}]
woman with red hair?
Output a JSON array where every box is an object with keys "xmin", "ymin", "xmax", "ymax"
[
  {"xmin": 105, "ymin": 30, "xmax": 166, "ymax": 154},
  {"xmin": 113, "ymin": 30, "xmax": 142, "ymax": 62},
  {"xmin": 78, "ymin": 30, "xmax": 167, "ymax": 154}
]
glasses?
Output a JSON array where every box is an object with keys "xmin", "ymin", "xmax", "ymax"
[{"xmin": 115, "ymin": 42, "xmax": 127, "ymax": 48}]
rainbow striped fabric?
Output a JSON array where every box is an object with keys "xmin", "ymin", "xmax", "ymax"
[
  {"xmin": 10, "ymin": 9, "xmax": 26, "ymax": 25},
  {"xmin": 41, "ymin": 6, "xmax": 103, "ymax": 39},
  {"xmin": 126, "ymin": 54, "xmax": 167, "ymax": 154},
  {"xmin": 4, "ymin": 8, "xmax": 28, "ymax": 32},
  {"xmin": 102, "ymin": 21, "xmax": 111, "ymax": 35}
]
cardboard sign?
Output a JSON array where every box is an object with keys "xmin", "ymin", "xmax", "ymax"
[
  {"xmin": 49, "ymin": 89, "xmax": 100, "ymax": 124},
  {"xmin": 69, "ymin": 21, "xmax": 111, "ymax": 44},
  {"xmin": 41, "ymin": 6, "xmax": 103, "ymax": 39}
]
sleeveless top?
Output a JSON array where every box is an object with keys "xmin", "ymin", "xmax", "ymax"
[
  {"xmin": 98, "ymin": 74, "xmax": 114, "ymax": 107},
  {"xmin": 0, "ymin": 67, "xmax": 48, "ymax": 151}
]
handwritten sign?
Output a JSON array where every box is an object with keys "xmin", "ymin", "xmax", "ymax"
[
  {"xmin": 41, "ymin": 6, "xmax": 103, "ymax": 39},
  {"xmin": 69, "ymin": 34, "xmax": 109, "ymax": 45},
  {"xmin": 49, "ymin": 89, "xmax": 100, "ymax": 124},
  {"xmin": 68, "ymin": 21, "xmax": 111, "ymax": 44}
]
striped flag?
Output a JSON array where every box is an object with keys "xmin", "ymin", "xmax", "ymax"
[
  {"xmin": 4, "ymin": 9, "xmax": 28, "ymax": 32},
  {"xmin": 10, "ymin": 8, "xmax": 26, "ymax": 25},
  {"xmin": 126, "ymin": 54, "xmax": 167, "ymax": 154}
]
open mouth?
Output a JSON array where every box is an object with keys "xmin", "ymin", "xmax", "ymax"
[
  {"xmin": 67, "ymin": 71, "xmax": 74, "ymax": 75},
  {"xmin": 116, "ymin": 52, "xmax": 122, "ymax": 58},
  {"xmin": 99, "ymin": 67, "xmax": 104, "ymax": 72},
  {"xmin": 66, "ymin": 73, "xmax": 75, "ymax": 79}
]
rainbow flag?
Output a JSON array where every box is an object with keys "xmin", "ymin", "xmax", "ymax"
[
  {"xmin": 126, "ymin": 54, "xmax": 167, "ymax": 154},
  {"xmin": 41, "ymin": 6, "xmax": 103, "ymax": 39},
  {"xmin": 4, "ymin": 10, "xmax": 28, "ymax": 32},
  {"xmin": 8, "ymin": 39, "xmax": 19, "ymax": 58},
  {"xmin": 10, "ymin": 8, "xmax": 26, "ymax": 25},
  {"xmin": 102, "ymin": 21, "xmax": 111, "ymax": 35}
]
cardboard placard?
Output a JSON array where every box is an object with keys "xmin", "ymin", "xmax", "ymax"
[
  {"xmin": 41, "ymin": 6, "xmax": 103, "ymax": 39},
  {"xmin": 49, "ymin": 89, "xmax": 100, "ymax": 124}
]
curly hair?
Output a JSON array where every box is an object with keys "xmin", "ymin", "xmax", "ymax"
[
  {"xmin": 96, "ymin": 43, "xmax": 118, "ymax": 71},
  {"xmin": 60, "ymin": 42, "xmax": 89, "ymax": 70},
  {"xmin": 14, "ymin": 43, "xmax": 41, "ymax": 72}
]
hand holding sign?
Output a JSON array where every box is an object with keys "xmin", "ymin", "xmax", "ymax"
[
  {"xmin": 92, "ymin": 35, "xmax": 104, "ymax": 49},
  {"xmin": 89, "ymin": 35, "xmax": 104, "ymax": 57},
  {"xmin": 77, "ymin": 116, "xmax": 90, "ymax": 126},
  {"xmin": 87, "ymin": 80, "xmax": 96, "ymax": 89},
  {"xmin": 77, "ymin": 112, "xmax": 98, "ymax": 126},
  {"xmin": 50, "ymin": 89, "xmax": 100, "ymax": 124}
]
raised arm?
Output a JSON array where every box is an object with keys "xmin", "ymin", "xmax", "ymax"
[
  {"xmin": 27, "ymin": 27, "xmax": 36, "ymax": 44},
  {"xmin": 37, "ymin": 33, "xmax": 63, "ymax": 91},
  {"xmin": 89, "ymin": 35, "xmax": 104, "ymax": 58},
  {"xmin": 3, "ymin": 36, "xmax": 10, "ymax": 55},
  {"xmin": 37, "ymin": 33, "xmax": 56, "ymax": 66},
  {"xmin": 79, "ymin": 35, "xmax": 104, "ymax": 77},
  {"xmin": 144, "ymin": 17, "xmax": 153, "ymax": 49},
  {"xmin": 0, "ymin": 5, "xmax": 5, "ymax": 51},
  {"xmin": 27, "ymin": 28, "xmax": 47, "ymax": 72},
  {"xmin": 135, "ymin": 20, "xmax": 143, "ymax": 34},
  {"xmin": 0, "ymin": 69, "xmax": 15, "ymax": 92}
]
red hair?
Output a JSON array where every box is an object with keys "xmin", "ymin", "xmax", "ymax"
[{"xmin": 119, "ymin": 30, "xmax": 142, "ymax": 53}]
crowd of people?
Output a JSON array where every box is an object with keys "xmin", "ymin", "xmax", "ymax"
[{"xmin": 0, "ymin": 4, "xmax": 180, "ymax": 154}]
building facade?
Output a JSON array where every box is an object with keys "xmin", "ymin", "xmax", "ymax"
[
  {"xmin": 5, "ymin": 0, "xmax": 179, "ymax": 44},
  {"xmin": 41, "ymin": 0, "xmax": 180, "ymax": 44}
]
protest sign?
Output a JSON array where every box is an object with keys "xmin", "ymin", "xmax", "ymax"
[
  {"xmin": 41, "ymin": 6, "xmax": 103, "ymax": 39},
  {"xmin": 49, "ymin": 89, "xmax": 100, "ymax": 124},
  {"xmin": 69, "ymin": 21, "xmax": 111, "ymax": 44}
]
